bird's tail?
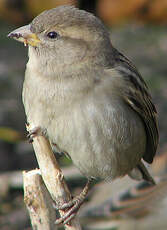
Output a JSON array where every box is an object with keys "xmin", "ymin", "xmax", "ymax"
[
  {"xmin": 128, "ymin": 161, "xmax": 155, "ymax": 185},
  {"xmin": 137, "ymin": 161, "xmax": 155, "ymax": 185}
]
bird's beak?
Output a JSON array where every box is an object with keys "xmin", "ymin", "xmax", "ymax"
[{"xmin": 8, "ymin": 24, "xmax": 41, "ymax": 47}]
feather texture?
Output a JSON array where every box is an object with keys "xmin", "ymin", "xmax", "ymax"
[{"xmin": 114, "ymin": 49, "xmax": 159, "ymax": 164}]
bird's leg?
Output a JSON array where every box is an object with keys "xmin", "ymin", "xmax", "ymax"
[
  {"xmin": 54, "ymin": 179, "xmax": 92, "ymax": 225},
  {"xmin": 26, "ymin": 123, "xmax": 46, "ymax": 143}
]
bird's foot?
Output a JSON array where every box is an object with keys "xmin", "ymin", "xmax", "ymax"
[
  {"xmin": 55, "ymin": 195, "xmax": 85, "ymax": 225},
  {"xmin": 26, "ymin": 123, "xmax": 45, "ymax": 143},
  {"xmin": 54, "ymin": 180, "xmax": 91, "ymax": 225}
]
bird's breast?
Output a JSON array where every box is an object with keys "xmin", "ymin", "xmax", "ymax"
[{"xmin": 23, "ymin": 67, "xmax": 146, "ymax": 180}]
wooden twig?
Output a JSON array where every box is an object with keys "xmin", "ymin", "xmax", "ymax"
[
  {"xmin": 23, "ymin": 170, "xmax": 57, "ymax": 230},
  {"xmin": 26, "ymin": 125, "xmax": 82, "ymax": 230}
]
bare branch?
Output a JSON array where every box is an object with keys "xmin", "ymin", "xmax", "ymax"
[
  {"xmin": 23, "ymin": 170, "xmax": 57, "ymax": 230},
  {"xmin": 26, "ymin": 126, "xmax": 82, "ymax": 230}
]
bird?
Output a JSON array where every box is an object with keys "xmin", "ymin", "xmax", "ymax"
[{"xmin": 8, "ymin": 5, "xmax": 159, "ymax": 224}]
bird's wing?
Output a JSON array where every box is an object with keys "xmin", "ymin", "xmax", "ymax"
[{"xmin": 112, "ymin": 50, "xmax": 159, "ymax": 164}]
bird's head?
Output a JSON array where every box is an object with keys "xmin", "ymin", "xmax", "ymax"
[{"xmin": 8, "ymin": 6, "xmax": 113, "ymax": 73}]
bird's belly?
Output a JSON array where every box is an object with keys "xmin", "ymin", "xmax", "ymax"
[
  {"xmin": 47, "ymin": 98, "xmax": 146, "ymax": 181},
  {"xmin": 22, "ymin": 71, "xmax": 146, "ymax": 180}
]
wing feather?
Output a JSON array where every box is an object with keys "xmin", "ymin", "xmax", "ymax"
[{"xmin": 113, "ymin": 50, "xmax": 159, "ymax": 164}]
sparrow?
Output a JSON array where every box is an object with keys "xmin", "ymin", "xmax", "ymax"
[{"xmin": 8, "ymin": 5, "xmax": 159, "ymax": 224}]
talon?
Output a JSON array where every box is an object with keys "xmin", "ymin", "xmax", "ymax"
[
  {"xmin": 25, "ymin": 122, "xmax": 30, "ymax": 128},
  {"xmin": 63, "ymin": 213, "xmax": 76, "ymax": 225},
  {"xmin": 55, "ymin": 197, "xmax": 84, "ymax": 225},
  {"xmin": 55, "ymin": 179, "xmax": 91, "ymax": 225},
  {"xmin": 27, "ymin": 133, "xmax": 34, "ymax": 143},
  {"xmin": 55, "ymin": 208, "xmax": 77, "ymax": 225},
  {"xmin": 27, "ymin": 126, "xmax": 43, "ymax": 143},
  {"xmin": 53, "ymin": 201, "xmax": 63, "ymax": 210}
]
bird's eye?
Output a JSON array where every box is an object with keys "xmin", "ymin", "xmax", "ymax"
[{"xmin": 47, "ymin": 31, "xmax": 58, "ymax": 39}]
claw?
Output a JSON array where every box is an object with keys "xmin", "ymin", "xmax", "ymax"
[
  {"xmin": 55, "ymin": 211, "xmax": 76, "ymax": 225},
  {"xmin": 63, "ymin": 213, "xmax": 76, "ymax": 225},
  {"xmin": 54, "ymin": 198, "xmax": 83, "ymax": 225},
  {"xmin": 27, "ymin": 126, "xmax": 43, "ymax": 143},
  {"xmin": 27, "ymin": 133, "xmax": 34, "ymax": 143},
  {"xmin": 54, "ymin": 179, "xmax": 91, "ymax": 225}
]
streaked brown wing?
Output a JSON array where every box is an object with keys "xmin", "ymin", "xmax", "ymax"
[{"xmin": 114, "ymin": 50, "xmax": 159, "ymax": 164}]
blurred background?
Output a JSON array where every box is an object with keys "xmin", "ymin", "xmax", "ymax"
[{"xmin": 0, "ymin": 0, "xmax": 167, "ymax": 229}]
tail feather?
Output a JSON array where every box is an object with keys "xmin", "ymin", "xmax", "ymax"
[
  {"xmin": 137, "ymin": 161, "xmax": 155, "ymax": 185},
  {"xmin": 128, "ymin": 161, "xmax": 155, "ymax": 185}
]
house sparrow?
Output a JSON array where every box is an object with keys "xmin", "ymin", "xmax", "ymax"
[{"xmin": 8, "ymin": 5, "xmax": 159, "ymax": 224}]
